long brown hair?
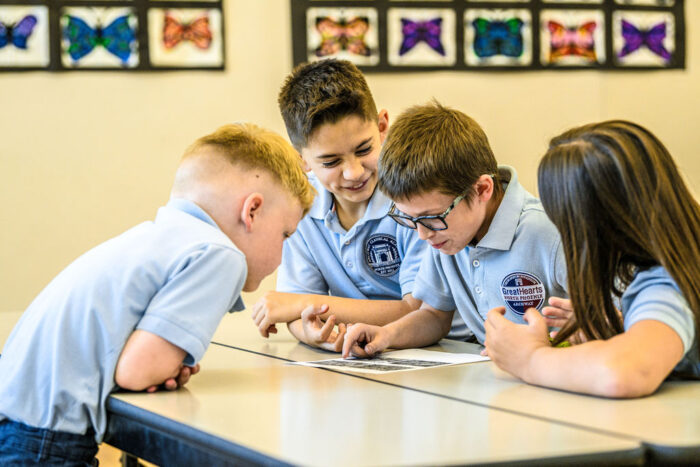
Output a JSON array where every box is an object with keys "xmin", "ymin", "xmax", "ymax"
[{"xmin": 538, "ymin": 120, "xmax": 700, "ymax": 346}]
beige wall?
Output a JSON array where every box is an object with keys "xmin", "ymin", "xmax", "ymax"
[{"xmin": 2, "ymin": 1, "xmax": 699, "ymax": 312}]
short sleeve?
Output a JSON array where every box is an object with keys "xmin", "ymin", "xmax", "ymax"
[
  {"xmin": 397, "ymin": 228, "xmax": 429, "ymax": 296},
  {"xmin": 137, "ymin": 244, "xmax": 246, "ymax": 365},
  {"xmin": 623, "ymin": 270, "xmax": 696, "ymax": 356},
  {"xmin": 276, "ymin": 229, "xmax": 329, "ymax": 295},
  {"xmin": 412, "ymin": 249, "xmax": 456, "ymax": 312}
]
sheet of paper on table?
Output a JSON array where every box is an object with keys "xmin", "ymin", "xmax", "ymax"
[{"xmin": 292, "ymin": 349, "xmax": 490, "ymax": 374}]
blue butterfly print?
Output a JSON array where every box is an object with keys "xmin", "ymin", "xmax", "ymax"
[
  {"xmin": 0, "ymin": 15, "xmax": 38, "ymax": 49},
  {"xmin": 63, "ymin": 15, "xmax": 135, "ymax": 63},
  {"xmin": 472, "ymin": 18, "xmax": 524, "ymax": 58}
]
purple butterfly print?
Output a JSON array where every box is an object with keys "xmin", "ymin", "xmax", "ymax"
[
  {"xmin": 0, "ymin": 15, "xmax": 38, "ymax": 49},
  {"xmin": 399, "ymin": 18, "xmax": 445, "ymax": 56},
  {"xmin": 619, "ymin": 20, "xmax": 671, "ymax": 61}
]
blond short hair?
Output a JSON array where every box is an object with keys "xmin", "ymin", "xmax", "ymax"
[{"xmin": 184, "ymin": 123, "xmax": 315, "ymax": 214}]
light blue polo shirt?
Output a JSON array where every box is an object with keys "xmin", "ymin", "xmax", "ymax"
[
  {"xmin": 0, "ymin": 199, "xmax": 246, "ymax": 442},
  {"xmin": 413, "ymin": 166, "xmax": 568, "ymax": 344},
  {"xmin": 277, "ymin": 175, "xmax": 471, "ymax": 339},
  {"xmin": 622, "ymin": 266, "xmax": 699, "ymax": 378}
]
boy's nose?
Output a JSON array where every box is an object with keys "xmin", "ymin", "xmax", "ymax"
[
  {"xmin": 416, "ymin": 223, "xmax": 434, "ymax": 241},
  {"xmin": 343, "ymin": 159, "xmax": 364, "ymax": 180}
]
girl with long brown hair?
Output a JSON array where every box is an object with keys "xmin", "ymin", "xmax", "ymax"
[{"xmin": 484, "ymin": 120, "xmax": 699, "ymax": 398}]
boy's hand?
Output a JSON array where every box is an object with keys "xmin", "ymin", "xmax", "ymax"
[
  {"xmin": 342, "ymin": 323, "xmax": 390, "ymax": 359},
  {"xmin": 483, "ymin": 307, "xmax": 550, "ymax": 380},
  {"xmin": 252, "ymin": 291, "xmax": 306, "ymax": 338},
  {"xmin": 301, "ymin": 305, "xmax": 347, "ymax": 352},
  {"xmin": 145, "ymin": 364, "xmax": 201, "ymax": 393},
  {"xmin": 541, "ymin": 296, "xmax": 574, "ymax": 328}
]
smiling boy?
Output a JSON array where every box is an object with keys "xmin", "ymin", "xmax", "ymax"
[
  {"xmin": 342, "ymin": 101, "xmax": 568, "ymax": 358},
  {"xmin": 251, "ymin": 60, "xmax": 470, "ymax": 350}
]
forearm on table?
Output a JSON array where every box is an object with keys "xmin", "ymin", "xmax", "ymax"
[
  {"xmin": 313, "ymin": 294, "xmax": 420, "ymax": 325},
  {"xmin": 286, "ymin": 319, "xmax": 309, "ymax": 345},
  {"xmin": 115, "ymin": 330, "xmax": 186, "ymax": 391},
  {"xmin": 384, "ymin": 306, "xmax": 452, "ymax": 349},
  {"xmin": 525, "ymin": 322, "xmax": 683, "ymax": 398}
]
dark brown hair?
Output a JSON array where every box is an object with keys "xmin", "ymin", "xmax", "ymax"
[
  {"xmin": 278, "ymin": 59, "xmax": 378, "ymax": 150},
  {"xmin": 378, "ymin": 100, "xmax": 499, "ymax": 202},
  {"xmin": 538, "ymin": 120, "xmax": 700, "ymax": 347}
]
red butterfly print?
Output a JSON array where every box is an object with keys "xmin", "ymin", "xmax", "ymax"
[{"xmin": 163, "ymin": 13, "xmax": 212, "ymax": 50}]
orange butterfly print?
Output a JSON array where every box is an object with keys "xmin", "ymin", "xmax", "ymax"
[
  {"xmin": 547, "ymin": 21, "xmax": 597, "ymax": 62},
  {"xmin": 315, "ymin": 16, "xmax": 371, "ymax": 57},
  {"xmin": 163, "ymin": 13, "xmax": 212, "ymax": 50}
]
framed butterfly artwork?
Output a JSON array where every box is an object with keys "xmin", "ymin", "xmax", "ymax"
[
  {"xmin": 540, "ymin": 9, "xmax": 606, "ymax": 67},
  {"xmin": 613, "ymin": 10, "xmax": 675, "ymax": 66},
  {"xmin": 464, "ymin": 9, "xmax": 533, "ymax": 67},
  {"xmin": 291, "ymin": 0, "xmax": 684, "ymax": 72},
  {"xmin": 147, "ymin": 8, "xmax": 224, "ymax": 68},
  {"xmin": 542, "ymin": 0, "xmax": 604, "ymax": 4},
  {"xmin": 0, "ymin": 0, "xmax": 225, "ymax": 72},
  {"xmin": 306, "ymin": 7, "xmax": 380, "ymax": 66},
  {"xmin": 0, "ymin": 5, "xmax": 49, "ymax": 68},
  {"xmin": 60, "ymin": 6, "xmax": 139, "ymax": 69},
  {"xmin": 387, "ymin": 8, "xmax": 456, "ymax": 66},
  {"xmin": 615, "ymin": 0, "xmax": 675, "ymax": 5}
]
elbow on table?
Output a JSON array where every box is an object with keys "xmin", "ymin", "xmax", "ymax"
[
  {"xmin": 114, "ymin": 366, "xmax": 151, "ymax": 392},
  {"xmin": 114, "ymin": 361, "xmax": 180, "ymax": 392},
  {"xmin": 595, "ymin": 362, "xmax": 664, "ymax": 399}
]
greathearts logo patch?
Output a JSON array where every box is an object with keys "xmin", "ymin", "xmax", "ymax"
[
  {"xmin": 365, "ymin": 234, "xmax": 400, "ymax": 277},
  {"xmin": 500, "ymin": 272, "xmax": 545, "ymax": 315}
]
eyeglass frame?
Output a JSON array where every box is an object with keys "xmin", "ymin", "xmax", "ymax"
[{"xmin": 387, "ymin": 192, "xmax": 466, "ymax": 231}]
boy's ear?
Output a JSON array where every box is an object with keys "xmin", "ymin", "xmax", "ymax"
[
  {"xmin": 476, "ymin": 174, "xmax": 495, "ymax": 201},
  {"xmin": 298, "ymin": 150, "xmax": 312, "ymax": 173},
  {"xmin": 240, "ymin": 192, "xmax": 264, "ymax": 232},
  {"xmin": 377, "ymin": 109, "xmax": 389, "ymax": 144}
]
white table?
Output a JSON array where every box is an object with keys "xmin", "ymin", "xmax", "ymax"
[
  {"xmin": 213, "ymin": 310, "xmax": 700, "ymax": 463},
  {"xmin": 109, "ymin": 343, "xmax": 642, "ymax": 466},
  {"xmin": 0, "ymin": 310, "xmax": 643, "ymax": 466}
]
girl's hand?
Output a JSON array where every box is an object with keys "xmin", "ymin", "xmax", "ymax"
[{"xmin": 484, "ymin": 307, "xmax": 550, "ymax": 381}]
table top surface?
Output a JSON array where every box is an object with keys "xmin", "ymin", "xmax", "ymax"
[
  {"xmin": 212, "ymin": 311, "xmax": 700, "ymax": 450},
  {"xmin": 111, "ymin": 343, "xmax": 642, "ymax": 466},
  {"xmin": 5, "ymin": 305, "xmax": 700, "ymax": 463},
  {"xmin": 1, "ymin": 309, "xmax": 645, "ymax": 465}
]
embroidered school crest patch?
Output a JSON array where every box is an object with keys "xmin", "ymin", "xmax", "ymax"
[
  {"xmin": 364, "ymin": 234, "xmax": 400, "ymax": 277},
  {"xmin": 500, "ymin": 272, "xmax": 545, "ymax": 315}
]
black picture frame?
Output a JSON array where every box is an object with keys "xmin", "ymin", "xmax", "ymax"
[
  {"xmin": 290, "ymin": 0, "xmax": 686, "ymax": 72},
  {"xmin": 0, "ymin": 0, "xmax": 225, "ymax": 72}
]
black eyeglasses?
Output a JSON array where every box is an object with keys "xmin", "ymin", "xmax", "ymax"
[{"xmin": 388, "ymin": 193, "xmax": 466, "ymax": 231}]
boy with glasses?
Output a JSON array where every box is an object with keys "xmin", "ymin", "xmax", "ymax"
[
  {"xmin": 251, "ymin": 60, "xmax": 471, "ymax": 350},
  {"xmin": 343, "ymin": 101, "xmax": 569, "ymax": 358}
]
